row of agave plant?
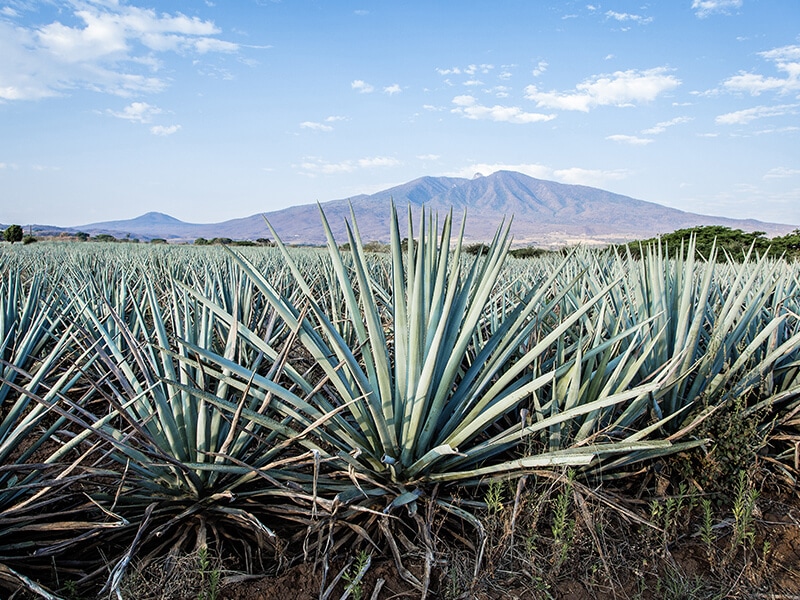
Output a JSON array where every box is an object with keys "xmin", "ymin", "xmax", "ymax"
[{"xmin": 1, "ymin": 205, "xmax": 799, "ymax": 597}]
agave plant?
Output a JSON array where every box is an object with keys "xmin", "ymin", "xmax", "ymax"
[
  {"xmin": 177, "ymin": 205, "xmax": 701, "ymax": 548},
  {"xmin": 22, "ymin": 257, "xmax": 335, "ymax": 596},
  {"xmin": 606, "ymin": 239, "xmax": 800, "ymax": 425},
  {"xmin": 0, "ymin": 268, "xmax": 123, "ymax": 597}
]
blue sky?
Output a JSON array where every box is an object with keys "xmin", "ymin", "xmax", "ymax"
[{"xmin": 1, "ymin": 0, "xmax": 798, "ymax": 228}]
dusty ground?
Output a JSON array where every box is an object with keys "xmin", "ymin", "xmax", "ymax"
[
  {"xmin": 4, "ymin": 482, "xmax": 799, "ymax": 599},
  {"xmin": 219, "ymin": 492, "xmax": 800, "ymax": 600}
]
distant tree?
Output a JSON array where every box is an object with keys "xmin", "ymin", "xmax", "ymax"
[
  {"xmin": 94, "ymin": 234, "xmax": 116, "ymax": 242},
  {"xmin": 770, "ymin": 229, "xmax": 800, "ymax": 260},
  {"xmin": 74, "ymin": 231, "xmax": 89, "ymax": 241},
  {"xmin": 22, "ymin": 235, "xmax": 37, "ymax": 245},
  {"xmin": 400, "ymin": 238, "xmax": 418, "ymax": 253},
  {"xmin": 3, "ymin": 224, "xmax": 23, "ymax": 244},
  {"xmin": 362, "ymin": 241, "xmax": 389, "ymax": 253},
  {"xmin": 619, "ymin": 226, "xmax": 775, "ymax": 262},
  {"xmin": 464, "ymin": 243, "xmax": 490, "ymax": 255},
  {"xmin": 509, "ymin": 246, "xmax": 550, "ymax": 259},
  {"xmin": 194, "ymin": 237, "xmax": 210, "ymax": 246},
  {"xmin": 210, "ymin": 237, "xmax": 233, "ymax": 245},
  {"xmin": 256, "ymin": 238, "xmax": 274, "ymax": 247},
  {"xmin": 150, "ymin": 238, "xmax": 167, "ymax": 244}
]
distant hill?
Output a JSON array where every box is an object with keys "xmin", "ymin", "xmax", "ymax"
[
  {"xmin": 15, "ymin": 171, "xmax": 798, "ymax": 246},
  {"xmin": 74, "ymin": 211, "xmax": 210, "ymax": 239}
]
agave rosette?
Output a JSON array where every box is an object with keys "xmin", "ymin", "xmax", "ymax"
[{"xmin": 181, "ymin": 205, "xmax": 702, "ymax": 525}]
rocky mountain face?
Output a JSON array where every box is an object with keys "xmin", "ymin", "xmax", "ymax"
[{"xmin": 34, "ymin": 171, "xmax": 797, "ymax": 246}]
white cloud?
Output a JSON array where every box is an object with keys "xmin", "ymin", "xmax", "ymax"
[
  {"xmin": 445, "ymin": 163, "xmax": 553, "ymax": 180},
  {"xmin": 606, "ymin": 134, "xmax": 654, "ymax": 145},
  {"xmin": 0, "ymin": 4, "xmax": 239, "ymax": 101},
  {"xmin": 486, "ymin": 85, "xmax": 510, "ymax": 98},
  {"xmin": 383, "ymin": 83, "xmax": 402, "ymax": 95},
  {"xmin": 524, "ymin": 67, "xmax": 680, "ymax": 112},
  {"xmin": 358, "ymin": 156, "xmax": 400, "ymax": 168},
  {"xmin": 760, "ymin": 45, "xmax": 800, "ymax": 62},
  {"xmin": 300, "ymin": 121, "xmax": 333, "ymax": 132},
  {"xmin": 417, "ymin": 154, "xmax": 440, "ymax": 161},
  {"xmin": 722, "ymin": 45, "xmax": 800, "ymax": 96},
  {"xmin": 715, "ymin": 104, "xmax": 799, "ymax": 125},
  {"xmin": 437, "ymin": 64, "xmax": 493, "ymax": 78},
  {"xmin": 35, "ymin": 8, "xmax": 230, "ymax": 58},
  {"xmin": 605, "ymin": 11, "xmax": 653, "ymax": 24},
  {"xmin": 753, "ymin": 125, "xmax": 800, "ymax": 135},
  {"xmin": 764, "ymin": 167, "xmax": 800, "ymax": 179},
  {"xmin": 532, "ymin": 60, "xmax": 548, "ymax": 77},
  {"xmin": 192, "ymin": 38, "xmax": 239, "ymax": 54},
  {"xmin": 107, "ymin": 101, "xmax": 161, "ymax": 123},
  {"xmin": 724, "ymin": 73, "xmax": 794, "ymax": 95},
  {"xmin": 553, "ymin": 167, "xmax": 631, "ymax": 186},
  {"xmin": 299, "ymin": 160, "xmax": 355, "ymax": 175},
  {"xmin": 451, "ymin": 95, "xmax": 556, "ymax": 124},
  {"xmin": 444, "ymin": 163, "xmax": 631, "ymax": 187},
  {"xmin": 465, "ymin": 64, "xmax": 494, "ymax": 75},
  {"xmin": 325, "ymin": 115, "xmax": 347, "ymax": 122},
  {"xmin": 351, "ymin": 79, "xmax": 374, "ymax": 93},
  {"xmin": 641, "ymin": 116, "xmax": 693, "ymax": 134},
  {"xmin": 299, "ymin": 156, "xmax": 400, "ymax": 176},
  {"xmin": 150, "ymin": 124, "xmax": 180, "ymax": 136},
  {"xmin": 692, "ymin": 0, "xmax": 742, "ymax": 18}
]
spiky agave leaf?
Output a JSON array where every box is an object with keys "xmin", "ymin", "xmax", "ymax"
[{"xmin": 197, "ymin": 205, "xmax": 693, "ymax": 513}]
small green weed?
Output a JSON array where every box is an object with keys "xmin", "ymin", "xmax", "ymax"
[
  {"xmin": 699, "ymin": 498, "xmax": 716, "ymax": 561},
  {"xmin": 196, "ymin": 546, "xmax": 221, "ymax": 600},
  {"xmin": 484, "ymin": 479, "xmax": 505, "ymax": 514},
  {"xmin": 61, "ymin": 580, "xmax": 82, "ymax": 600},
  {"xmin": 650, "ymin": 482, "xmax": 695, "ymax": 547},
  {"xmin": 730, "ymin": 470, "xmax": 758, "ymax": 552},
  {"xmin": 342, "ymin": 549, "xmax": 370, "ymax": 600},
  {"xmin": 551, "ymin": 470, "xmax": 576, "ymax": 568}
]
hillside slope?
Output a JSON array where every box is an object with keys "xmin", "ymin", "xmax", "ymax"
[{"xmin": 56, "ymin": 171, "xmax": 797, "ymax": 246}]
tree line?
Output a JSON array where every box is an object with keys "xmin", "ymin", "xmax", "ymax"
[
  {"xmin": 617, "ymin": 225, "xmax": 800, "ymax": 262},
  {"xmin": 5, "ymin": 223, "xmax": 799, "ymax": 261}
]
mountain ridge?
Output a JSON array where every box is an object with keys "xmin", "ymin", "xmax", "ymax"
[{"xmin": 9, "ymin": 171, "xmax": 797, "ymax": 246}]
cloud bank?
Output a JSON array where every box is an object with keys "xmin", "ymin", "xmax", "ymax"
[
  {"xmin": 525, "ymin": 68, "xmax": 680, "ymax": 111},
  {"xmin": 0, "ymin": 2, "xmax": 240, "ymax": 101}
]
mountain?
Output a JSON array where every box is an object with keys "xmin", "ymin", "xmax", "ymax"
[
  {"xmin": 27, "ymin": 171, "xmax": 799, "ymax": 246},
  {"xmin": 75, "ymin": 211, "xmax": 207, "ymax": 239}
]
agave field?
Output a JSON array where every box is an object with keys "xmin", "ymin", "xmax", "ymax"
[{"xmin": 1, "ymin": 206, "xmax": 799, "ymax": 599}]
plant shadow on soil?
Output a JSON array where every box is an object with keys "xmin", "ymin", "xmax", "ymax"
[
  {"xmin": 4, "ymin": 472, "xmax": 800, "ymax": 599},
  {"xmin": 120, "ymin": 478, "xmax": 800, "ymax": 600},
  {"xmin": 219, "ymin": 495, "xmax": 800, "ymax": 600}
]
